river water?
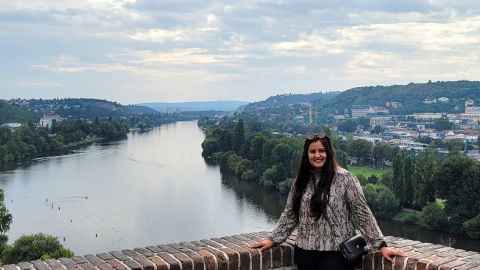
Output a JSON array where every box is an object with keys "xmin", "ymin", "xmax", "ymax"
[{"xmin": 0, "ymin": 121, "xmax": 478, "ymax": 254}]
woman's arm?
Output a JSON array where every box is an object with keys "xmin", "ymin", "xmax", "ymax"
[
  {"xmin": 344, "ymin": 173, "xmax": 386, "ymax": 251},
  {"xmin": 269, "ymin": 178, "xmax": 299, "ymax": 244}
]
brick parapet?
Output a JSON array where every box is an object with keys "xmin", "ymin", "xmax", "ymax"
[
  {"xmin": 1, "ymin": 233, "xmax": 479, "ymax": 270},
  {"xmin": 363, "ymin": 235, "xmax": 480, "ymax": 270}
]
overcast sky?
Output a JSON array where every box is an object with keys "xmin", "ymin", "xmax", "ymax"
[{"xmin": 1, "ymin": 0, "xmax": 480, "ymax": 104}]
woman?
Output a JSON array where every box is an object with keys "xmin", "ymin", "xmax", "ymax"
[{"xmin": 250, "ymin": 135, "xmax": 405, "ymax": 270}]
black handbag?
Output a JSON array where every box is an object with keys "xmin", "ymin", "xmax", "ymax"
[{"xmin": 339, "ymin": 234, "xmax": 368, "ymax": 264}]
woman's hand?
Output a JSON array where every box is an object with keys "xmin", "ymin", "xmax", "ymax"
[
  {"xmin": 249, "ymin": 239, "xmax": 274, "ymax": 251},
  {"xmin": 380, "ymin": 246, "xmax": 406, "ymax": 262}
]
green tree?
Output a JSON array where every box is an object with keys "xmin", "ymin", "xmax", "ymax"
[
  {"xmin": 364, "ymin": 184, "xmax": 400, "ymax": 219},
  {"xmin": 413, "ymin": 150, "xmax": 438, "ymax": 208},
  {"xmin": 337, "ymin": 119, "xmax": 357, "ymax": 133},
  {"xmin": 0, "ymin": 189, "xmax": 12, "ymax": 253},
  {"xmin": 2, "ymin": 233, "xmax": 73, "ymax": 264},
  {"xmin": 232, "ymin": 119, "xmax": 245, "ymax": 153},
  {"xmin": 464, "ymin": 214, "xmax": 480, "ymax": 239},
  {"xmin": 403, "ymin": 155, "xmax": 416, "ymax": 208},
  {"xmin": 432, "ymin": 118, "xmax": 453, "ymax": 131},
  {"xmin": 392, "ymin": 151, "xmax": 406, "ymax": 207},
  {"xmin": 420, "ymin": 200, "xmax": 449, "ymax": 230},
  {"xmin": 349, "ymin": 139, "xmax": 373, "ymax": 165},
  {"xmin": 435, "ymin": 154, "xmax": 480, "ymax": 231}
]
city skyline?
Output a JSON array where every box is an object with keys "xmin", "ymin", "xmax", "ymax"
[{"xmin": 1, "ymin": 0, "xmax": 480, "ymax": 104}]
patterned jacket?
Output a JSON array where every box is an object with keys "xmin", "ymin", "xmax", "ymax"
[{"xmin": 269, "ymin": 167, "xmax": 386, "ymax": 251}]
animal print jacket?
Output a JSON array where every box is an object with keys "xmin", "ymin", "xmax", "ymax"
[{"xmin": 269, "ymin": 167, "xmax": 386, "ymax": 252}]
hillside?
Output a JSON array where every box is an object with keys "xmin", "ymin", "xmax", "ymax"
[
  {"xmin": 318, "ymin": 80, "xmax": 480, "ymax": 114},
  {"xmin": 242, "ymin": 92, "xmax": 338, "ymax": 112},
  {"xmin": 8, "ymin": 98, "xmax": 158, "ymax": 120},
  {"xmin": 5, "ymin": 98, "xmax": 157, "ymax": 122},
  {"xmin": 139, "ymin": 101, "xmax": 249, "ymax": 112},
  {"xmin": 0, "ymin": 100, "xmax": 37, "ymax": 124}
]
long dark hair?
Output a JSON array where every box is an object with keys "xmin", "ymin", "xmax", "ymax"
[{"xmin": 292, "ymin": 135, "xmax": 338, "ymax": 220}]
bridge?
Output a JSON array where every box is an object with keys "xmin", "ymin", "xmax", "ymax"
[{"xmin": 2, "ymin": 232, "xmax": 480, "ymax": 270}]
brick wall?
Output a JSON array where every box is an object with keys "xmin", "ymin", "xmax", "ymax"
[{"xmin": 2, "ymin": 232, "xmax": 479, "ymax": 270}]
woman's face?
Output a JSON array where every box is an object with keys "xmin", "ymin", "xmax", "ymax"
[{"xmin": 308, "ymin": 140, "xmax": 327, "ymax": 169}]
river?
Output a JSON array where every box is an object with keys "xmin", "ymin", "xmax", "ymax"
[{"xmin": 0, "ymin": 121, "xmax": 478, "ymax": 255}]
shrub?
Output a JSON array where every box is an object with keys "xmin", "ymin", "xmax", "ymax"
[
  {"xmin": 420, "ymin": 199, "xmax": 449, "ymax": 230},
  {"xmin": 464, "ymin": 215, "xmax": 480, "ymax": 239},
  {"xmin": 2, "ymin": 233, "xmax": 73, "ymax": 264},
  {"xmin": 393, "ymin": 211, "xmax": 420, "ymax": 225},
  {"xmin": 364, "ymin": 184, "xmax": 400, "ymax": 219}
]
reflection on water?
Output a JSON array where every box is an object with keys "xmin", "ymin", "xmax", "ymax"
[{"xmin": 220, "ymin": 175, "xmax": 285, "ymax": 221}]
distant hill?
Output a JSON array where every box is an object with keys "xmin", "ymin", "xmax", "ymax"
[
  {"xmin": 139, "ymin": 101, "xmax": 250, "ymax": 112},
  {"xmin": 0, "ymin": 100, "xmax": 37, "ymax": 124},
  {"xmin": 318, "ymin": 80, "xmax": 480, "ymax": 114},
  {"xmin": 7, "ymin": 98, "xmax": 158, "ymax": 121},
  {"xmin": 242, "ymin": 92, "xmax": 339, "ymax": 112}
]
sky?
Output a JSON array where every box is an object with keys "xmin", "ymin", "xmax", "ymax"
[{"xmin": 1, "ymin": 0, "xmax": 480, "ymax": 104}]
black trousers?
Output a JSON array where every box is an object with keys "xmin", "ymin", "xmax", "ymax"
[{"xmin": 294, "ymin": 246, "xmax": 354, "ymax": 270}]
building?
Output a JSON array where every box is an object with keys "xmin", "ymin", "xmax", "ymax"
[
  {"xmin": 0, "ymin": 122, "xmax": 22, "ymax": 129},
  {"xmin": 438, "ymin": 97, "xmax": 449, "ymax": 103},
  {"xmin": 351, "ymin": 105, "xmax": 370, "ymax": 118},
  {"xmin": 465, "ymin": 104, "xmax": 480, "ymax": 115},
  {"xmin": 39, "ymin": 113, "xmax": 63, "ymax": 128},
  {"xmin": 385, "ymin": 101, "xmax": 402, "ymax": 108},
  {"xmin": 412, "ymin": 113, "xmax": 443, "ymax": 121},
  {"xmin": 369, "ymin": 116, "xmax": 392, "ymax": 128},
  {"xmin": 368, "ymin": 106, "xmax": 389, "ymax": 114},
  {"xmin": 423, "ymin": 98, "xmax": 437, "ymax": 104}
]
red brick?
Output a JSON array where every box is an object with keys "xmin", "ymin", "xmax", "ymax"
[
  {"xmin": 393, "ymin": 256, "xmax": 406, "ymax": 270},
  {"xmin": 171, "ymin": 253, "xmax": 194, "ymax": 270},
  {"xmin": 105, "ymin": 259, "xmax": 128, "ymax": 270},
  {"xmin": 279, "ymin": 244, "xmax": 294, "ymax": 266},
  {"xmin": 45, "ymin": 259, "xmax": 66, "ymax": 270},
  {"xmin": 198, "ymin": 249, "xmax": 219, "ymax": 270},
  {"xmin": 157, "ymin": 253, "xmax": 181, "ymax": 270},
  {"xmin": 148, "ymin": 256, "xmax": 169, "ymax": 270},
  {"xmin": 31, "ymin": 260, "xmax": 51, "ymax": 270},
  {"xmin": 17, "ymin": 262, "xmax": 34, "ymax": 270}
]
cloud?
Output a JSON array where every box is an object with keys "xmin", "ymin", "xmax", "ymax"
[
  {"xmin": 2, "ymin": 0, "xmax": 480, "ymax": 102},
  {"xmin": 17, "ymin": 81, "xmax": 63, "ymax": 88}
]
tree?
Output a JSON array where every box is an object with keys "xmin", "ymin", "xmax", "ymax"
[
  {"xmin": 372, "ymin": 143, "xmax": 393, "ymax": 168},
  {"xmin": 403, "ymin": 155, "xmax": 416, "ymax": 208},
  {"xmin": 464, "ymin": 214, "xmax": 480, "ymax": 239},
  {"xmin": 392, "ymin": 151, "xmax": 406, "ymax": 206},
  {"xmin": 232, "ymin": 119, "xmax": 245, "ymax": 153},
  {"xmin": 271, "ymin": 143, "xmax": 294, "ymax": 169},
  {"xmin": 371, "ymin": 125, "xmax": 385, "ymax": 134},
  {"xmin": 337, "ymin": 119, "xmax": 357, "ymax": 133},
  {"xmin": 432, "ymin": 118, "xmax": 453, "ymax": 131},
  {"xmin": 413, "ymin": 150, "xmax": 438, "ymax": 208},
  {"xmin": 1, "ymin": 233, "xmax": 73, "ymax": 264},
  {"xmin": 364, "ymin": 184, "xmax": 400, "ymax": 219},
  {"xmin": 260, "ymin": 165, "xmax": 283, "ymax": 187},
  {"xmin": 420, "ymin": 200, "xmax": 448, "ymax": 230},
  {"xmin": 435, "ymin": 154, "xmax": 480, "ymax": 231},
  {"xmin": 349, "ymin": 139, "xmax": 373, "ymax": 165}
]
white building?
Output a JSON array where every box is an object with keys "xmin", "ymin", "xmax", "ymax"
[
  {"xmin": 370, "ymin": 116, "xmax": 392, "ymax": 128},
  {"xmin": 0, "ymin": 123, "xmax": 22, "ymax": 129},
  {"xmin": 351, "ymin": 105, "xmax": 370, "ymax": 118},
  {"xmin": 438, "ymin": 97, "xmax": 449, "ymax": 103},
  {"xmin": 412, "ymin": 113, "xmax": 443, "ymax": 121},
  {"xmin": 39, "ymin": 113, "xmax": 63, "ymax": 128}
]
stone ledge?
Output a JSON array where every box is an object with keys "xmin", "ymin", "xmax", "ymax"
[
  {"xmin": 2, "ymin": 233, "xmax": 479, "ymax": 270},
  {"xmin": 0, "ymin": 232, "xmax": 294, "ymax": 270},
  {"xmin": 362, "ymin": 235, "xmax": 480, "ymax": 270}
]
